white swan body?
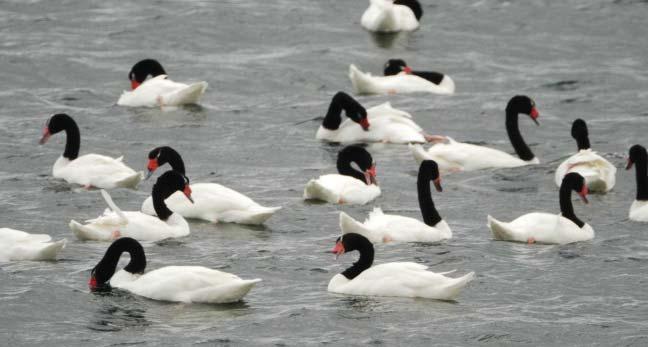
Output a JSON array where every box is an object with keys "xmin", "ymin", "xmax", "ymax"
[
  {"xmin": 53, "ymin": 155, "xmax": 142, "ymax": 189},
  {"xmin": 117, "ymin": 75, "xmax": 208, "ymax": 107},
  {"xmin": 0, "ymin": 228, "xmax": 66, "ymax": 261},
  {"xmin": 487, "ymin": 214, "xmax": 594, "ymax": 245},
  {"xmin": 361, "ymin": 0, "xmax": 420, "ymax": 32},
  {"xmin": 349, "ymin": 64, "xmax": 455, "ymax": 96},
  {"xmin": 304, "ymin": 174, "xmax": 380, "ymax": 205},
  {"xmin": 408, "ymin": 138, "xmax": 539, "ymax": 172},
  {"xmin": 141, "ymin": 182, "xmax": 281, "ymax": 225},
  {"xmin": 328, "ymin": 263, "xmax": 474, "ymax": 300},
  {"xmin": 339, "ymin": 209, "xmax": 451, "ymax": 243},
  {"xmin": 109, "ymin": 266, "xmax": 260, "ymax": 304},
  {"xmin": 555, "ymin": 149, "xmax": 616, "ymax": 193},
  {"xmin": 629, "ymin": 200, "xmax": 648, "ymax": 222},
  {"xmin": 316, "ymin": 102, "xmax": 427, "ymax": 143},
  {"xmin": 69, "ymin": 190, "xmax": 189, "ymax": 241}
]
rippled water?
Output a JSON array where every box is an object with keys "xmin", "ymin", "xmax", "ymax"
[{"xmin": 1, "ymin": 0, "xmax": 648, "ymax": 345}]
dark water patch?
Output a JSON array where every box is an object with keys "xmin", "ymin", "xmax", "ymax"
[{"xmin": 542, "ymin": 80, "xmax": 582, "ymax": 91}]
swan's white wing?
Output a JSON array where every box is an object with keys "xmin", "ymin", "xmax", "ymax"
[{"xmin": 54, "ymin": 154, "xmax": 140, "ymax": 188}]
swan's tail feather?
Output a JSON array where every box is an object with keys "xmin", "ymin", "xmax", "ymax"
[
  {"xmin": 163, "ymin": 82, "xmax": 208, "ymax": 106},
  {"xmin": 304, "ymin": 179, "xmax": 339, "ymax": 204},
  {"xmin": 34, "ymin": 239, "xmax": 67, "ymax": 260},
  {"xmin": 184, "ymin": 279, "xmax": 261, "ymax": 304},
  {"xmin": 101, "ymin": 190, "xmax": 128, "ymax": 224},
  {"xmin": 487, "ymin": 215, "xmax": 515, "ymax": 241},
  {"xmin": 218, "ymin": 206, "xmax": 281, "ymax": 225},
  {"xmin": 439, "ymin": 271, "xmax": 475, "ymax": 300},
  {"xmin": 115, "ymin": 172, "xmax": 143, "ymax": 189},
  {"xmin": 69, "ymin": 220, "xmax": 111, "ymax": 241},
  {"xmin": 339, "ymin": 211, "xmax": 375, "ymax": 239},
  {"xmin": 408, "ymin": 143, "xmax": 430, "ymax": 164},
  {"xmin": 348, "ymin": 64, "xmax": 375, "ymax": 95}
]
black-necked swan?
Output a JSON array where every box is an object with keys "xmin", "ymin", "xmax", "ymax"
[
  {"xmin": 89, "ymin": 237, "xmax": 260, "ymax": 304},
  {"xmin": 555, "ymin": 119, "xmax": 616, "ymax": 193},
  {"xmin": 117, "ymin": 59, "xmax": 208, "ymax": 107},
  {"xmin": 409, "ymin": 95, "xmax": 540, "ymax": 172},
  {"xmin": 304, "ymin": 145, "xmax": 380, "ymax": 205},
  {"xmin": 361, "ymin": 0, "xmax": 422, "ymax": 33},
  {"xmin": 487, "ymin": 172, "xmax": 594, "ymax": 245},
  {"xmin": 69, "ymin": 170, "xmax": 193, "ymax": 241},
  {"xmin": 39, "ymin": 113, "xmax": 142, "ymax": 189},
  {"xmin": 339, "ymin": 159, "xmax": 451, "ymax": 243},
  {"xmin": 0, "ymin": 228, "xmax": 66, "ymax": 261},
  {"xmin": 328, "ymin": 233, "xmax": 474, "ymax": 300},
  {"xmin": 626, "ymin": 144, "xmax": 648, "ymax": 222},
  {"xmin": 141, "ymin": 146, "xmax": 281, "ymax": 225},
  {"xmin": 349, "ymin": 60, "xmax": 454, "ymax": 96},
  {"xmin": 316, "ymin": 92, "xmax": 445, "ymax": 143}
]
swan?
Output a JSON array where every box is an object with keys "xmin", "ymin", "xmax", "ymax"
[
  {"xmin": 487, "ymin": 173, "xmax": 594, "ymax": 245},
  {"xmin": 315, "ymin": 92, "xmax": 443, "ymax": 144},
  {"xmin": 0, "ymin": 228, "xmax": 66, "ymax": 261},
  {"xmin": 349, "ymin": 63, "xmax": 454, "ymax": 96},
  {"xmin": 117, "ymin": 59, "xmax": 208, "ymax": 107},
  {"xmin": 626, "ymin": 145, "xmax": 648, "ymax": 222},
  {"xmin": 409, "ymin": 95, "xmax": 540, "ymax": 172},
  {"xmin": 304, "ymin": 145, "xmax": 381, "ymax": 205},
  {"xmin": 39, "ymin": 114, "xmax": 142, "ymax": 189},
  {"xmin": 142, "ymin": 146, "xmax": 281, "ymax": 225},
  {"xmin": 89, "ymin": 237, "xmax": 260, "ymax": 303},
  {"xmin": 555, "ymin": 119, "xmax": 616, "ymax": 193},
  {"xmin": 361, "ymin": 0, "xmax": 423, "ymax": 33},
  {"xmin": 328, "ymin": 233, "xmax": 474, "ymax": 300},
  {"xmin": 339, "ymin": 160, "xmax": 451, "ymax": 243},
  {"xmin": 69, "ymin": 171, "xmax": 192, "ymax": 241}
]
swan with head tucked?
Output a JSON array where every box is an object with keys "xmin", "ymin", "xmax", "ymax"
[
  {"xmin": 626, "ymin": 145, "xmax": 648, "ymax": 222},
  {"xmin": 69, "ymin": 171, "xmax": 192, "ymax": 241},
  {"xmin": 89, "ymin": 237, "xmax": 260, "ymax": 303},
  {"xmin": 555, "ymin": 119, "xmax": 616, "ymax": 193},
  {"xmin": 409, "ymin": 95, "xmax": 540, "ymax": 172},
  {"xmin": 117, "ymin": 59, "xmax": 208, "ymax": 107},
  {"xmin": 487, "ymin": 173, "xmax": 594, "ymax": 245},
  {"xmin": 141, "ymin": 146, "xmax": 281, "ymax": 225},
  {"xmin": 304, "ymin": 145, "xmax": 380, "ymax": 205},
  {"xmin": 39, "ymin": 114, "xmax": 142, "ymax": 189},
  {"xmin": 339, "ymin": 160, "xmax": 451, "ymax": 243},
  {"xmin": 315, "ymin": 92, "xmax": 443, "ymax": 144},
  {"xmin": 328, "ymin": 233, "xmax": 474, "ymax": 300},
  {"xmin": 349, "ymin": 60, "xmax": 454, "ymax": 96},
  {"xmin": 361, "ymin": 0, "xmax": 422, "ymax": 32},
  {"xmin": 0, "ymin": 228, "xmax": 66, "ymax": 261}
]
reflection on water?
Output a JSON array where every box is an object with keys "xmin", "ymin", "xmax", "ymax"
[
  {"xmin": 369, "ymin": 32, "xmax": 404, "ymax": 49},
  {"xmin": 87, "ymin": 290, "xmax": 151, "ymax": 332}
]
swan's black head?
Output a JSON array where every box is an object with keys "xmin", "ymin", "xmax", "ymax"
[
  {"xmin": 394, "ymin": 0, "xmax": 423, "ymax": 20},
  {"xmin": 506, "ymin": 95, "xmax": 539, "ymax": 125},
  {"xmin": 627, "ymin": 144, "xmax": 647, "ymax": 170},
  {"xmin": 384, "ymin": 59, "xmax": 410, "ymax": 76},
  {"xmin": 419, "ymin": 160, "xmax": 442, "ymax": 192},
  {"xmin": 89, "ymin": 237, "xmax": 146, "ymax": 291},
  {"xmin": 146, "ymin": 146, "xmax": 185, "ymax": 179},
  {"xmin": 330, "ymin": 233, "xmax": 373, "ymax": 258},
  {"xmin": 128, "ymin": 59, "xmax": 166, "ymax": 89},
  {"xmin": 562, "ymin": 172, "xmax": 588, "ymax": 204},
  {"xmin": 39, "ymin": 113, "xmax": 76, "ymax": 144},
  {"xmin": 571, "ymin": 118, "xmax": 590, "ymax": 150},
  {"xmin": 337, "ymin": 145, "xmax": 376, "ymax": 185},
  {"xmin": 155, "ymin": 170, "xmax": 193, "ymax": 203}
]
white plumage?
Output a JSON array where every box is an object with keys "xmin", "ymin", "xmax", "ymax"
[
  {"xmin": 349, "ymin": 64, "xmax": 455, "ymax": 96},
  {"xmin": 0, "ymin": 228, "xmax": 66, "ymax": 261},
  {"xmin": 117, "ymin": 75, "xmax": 207, "ymax": 107}
]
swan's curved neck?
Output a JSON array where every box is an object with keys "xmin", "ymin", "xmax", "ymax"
[
  {"xmin": 559, "ymin": 184, "xmax": 584, "ymax": 228},
  {"xmin": 322, "ymin": 92, "xmax": 364, "ymax": 130},
  {"xmin": 342, "ymin": 243, "xmax": 374, "ymax": 280},
  {"xmin": 164, "ymin": 150, "xmax": 186, "ymax": 175},
  {"xmin": 61, "ymin": 122, "xmax": 80, "ymax": 160},
  {"xmin": 337, "ymin": 158, "xmax": 366, "ymax": 183},
  {"xmin": 152, "ymin": 184, "xmax": 174, "ymax": 220},
  {"xmin": 505, "ymin": 109, "xmax": 534, "ymax": 161},
  {"xmin": 417, "ymin": 176, "xmax": 442, "ymax": 226},
  {"xmin": 634, "ymin": 155, "xmax": 648, "ymax": 200},
  {"xmin": 575, "ymin": 134, "xmax": 590, "ymax": 151},
  {"xmin": 92, "ymin": 239, "xmax": 146, "ymax": 286}
]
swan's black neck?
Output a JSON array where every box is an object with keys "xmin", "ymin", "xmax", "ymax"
[
  {"xmin": 505, "ymin": 108, "xmax": 534, "ymax": 161},
  {"xmin": 394, "ymin": 0, "xmax": 423, "ymax": 20},
  {"xmin": 337, "ymin": 158, "xmax": 365, "ymax": 183},
  {"xmin": 411, "ymin": 71, "xmax": 444, "ymax": 85},
  {"xmin": 48, "ymin": 114, "xmax": 81, "ymax": 160},
  {"xmin": 574, "ymin": 134, "xmax": 590, "ymax": 151},
  {"xmin": 159, "ymin": 147, "xmax": 186, "ymax": 175},
  {"xmin": 341, "ymin": 240, "xmax": 374, "ymax": 280},
  {"xmin": 91, "ymin": 237, "xmax": 146, "ymax": 287},
  {"xmin": 559, "ymin": 181, "xmax": 584, "ymax": 228},
  {"xmin": 418, "ymin": 171, "xmax": 442, "ymax": 227},
  {"xmin": 322, "ymin": 92, "xmax": 366, "ymax": 130},
  {"xmin": 571, "ymin": 120, "xmax": 590, "ymax": 150},
  {"xmin": 634, "ymin": 153, "xmax": 648, "ymax": 200},
  {"xmin": 152, "ymin": 181, "xmax": 176, "ymax": 221}
]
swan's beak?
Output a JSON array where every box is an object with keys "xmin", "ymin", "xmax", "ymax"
[
  {"xmin": 183, "ymin": 185, "xmax": 194, "ymax": 203},
  {"xmin": 530, "ymin": 107, "xmax": 540, "ymax": 126},
  {"xmin": 131, "ymin": 80, "xmax": 141, "ymax": 90},
  {"xmin": 331, "ymin": 241, "xmax": 345, "ymax": 260},
  {"xmin": 402, "ymin": 66, "xmax": 412, "ymax": 74},
  {"xmin": 145, "ymin": 170, "xmax": 154, "ymax": 180},
  {"xmin": 433, "ymin": 177, "xmax": 443, "ymax": 192},
  {"xmin": 578, "ymin": 185, "xmax": 589, "ymax": 204},
  {"xmin": 39, "ymin": 128, "xmax": 51, "ymax": 145},
  {"xmin": 626, "ymin": 159, "xmax": 634, "ymax": 170},
  {"xmin": 146, "ymin": 159, "xmax": 158, "ymax": 180},
  {"xmin": 364, "ymin": 165, "xmax": 377, "ymax": 185},
  {"xmin": 360, "ymin": 117, "xmax": 370, "ymax": 131}
]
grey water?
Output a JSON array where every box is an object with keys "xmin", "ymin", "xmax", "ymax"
[{"xmin": 0, "ymin": 0, "xmax": 647, "ymax": 345}]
